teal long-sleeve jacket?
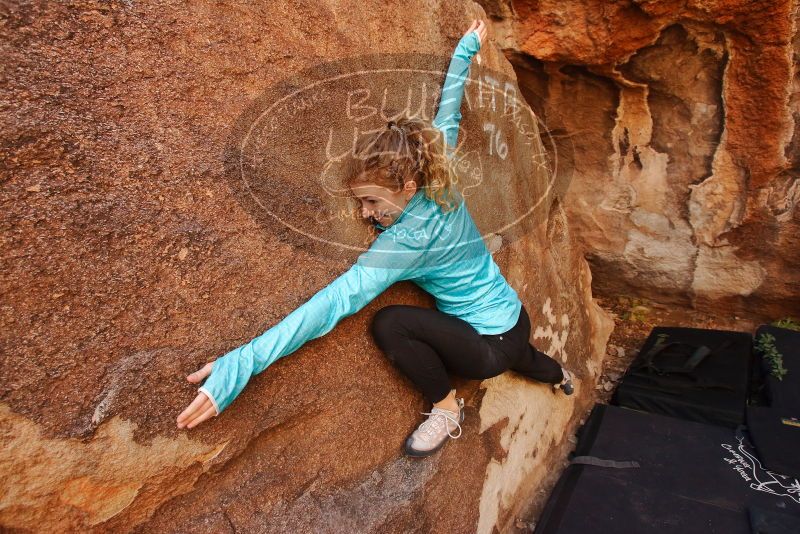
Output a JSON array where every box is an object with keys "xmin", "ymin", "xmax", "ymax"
[{"xmin": 198, "ymin": 30, "xmax": 523, "ymax": 415}]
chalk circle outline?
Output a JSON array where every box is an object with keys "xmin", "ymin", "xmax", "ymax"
[{"xmin": 237, "ymin": 61, "xmax": 564, "ymax": 256}]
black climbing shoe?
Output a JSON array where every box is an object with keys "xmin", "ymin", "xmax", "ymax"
[{"xmin": 553, "ymin": 368, "xmax": 575, "ymax": 395}]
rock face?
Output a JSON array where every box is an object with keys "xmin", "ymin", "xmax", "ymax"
[
  {"xmin": 1, "ymin": 1, "xmax": 612, "ymax": 533},
  {"xmin": 487, "ymin": 0, "xmax": 800, "ymax": 318}
]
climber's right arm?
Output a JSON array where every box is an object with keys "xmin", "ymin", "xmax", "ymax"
[{"xmin": 432, "ymin": 20, "xmax": 486, "ymax": 153}]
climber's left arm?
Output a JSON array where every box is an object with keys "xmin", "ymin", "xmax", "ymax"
[{"xmin": 176, "ymin": 225, "xmax": 422, "ymax": 428}]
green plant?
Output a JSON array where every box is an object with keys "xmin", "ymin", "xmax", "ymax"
[
  {"xmin": 771, "ymin": 317, "xmax": 800, "ymax": 332},
  {"xmin": 755, "ymin": 333, "xmax": 788, "ymax": 381},
  {"xmin": 621, "ymin": 297, "xmax": 651, "ymax": 323}
]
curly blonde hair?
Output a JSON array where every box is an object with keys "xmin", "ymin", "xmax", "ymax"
[{"xmin": 344, "ymin": 116, "xmax": 460, "ymax": 216}]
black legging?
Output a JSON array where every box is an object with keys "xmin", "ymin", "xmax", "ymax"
[{"xmin": 371, "ymin": 303, "xmax": 564, "ymax": 403}]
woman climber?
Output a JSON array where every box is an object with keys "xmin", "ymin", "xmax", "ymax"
[{"xmin": 177, "ymin": 19, "xmax": 574, "ymax": 457}]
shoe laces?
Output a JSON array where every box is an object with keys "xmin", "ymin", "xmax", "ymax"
[{"xmin": 418, "ymin": 407, "xmax": 462, "ymax": 439}]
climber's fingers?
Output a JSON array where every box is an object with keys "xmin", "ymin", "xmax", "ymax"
[
  {"xmin": 177, "ymin": 392, "xmax": 213, "ymax": 429},
  {"xmin": 185, "ymin": 403, "xmax": 217, "ymax": 429},
  {"xmin": 475, "ymin": 20, "xmax": 487, "ymax": 45},
  {"xmin": 463, "ymin": 19, "xmax": 478, "ymax": 40},
  {"xmin": 186, "ymin": 361, "xmax": 214, "ymax": 383}
]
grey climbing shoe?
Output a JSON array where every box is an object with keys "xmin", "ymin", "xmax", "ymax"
[
  {"xmin": 404, "ymin": 393, "xmax": 465, "ymax": 457},
  {"xmin": 553, "ymin": 368, "xmax": 575, "ymax": 395}
]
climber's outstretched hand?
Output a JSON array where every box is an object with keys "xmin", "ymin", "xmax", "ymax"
[
  {"xmin": 463, "ymin": 19, "xmax": 487, "ymax": 48},
  {"xmin": 177, "ymin": 361, "xmax": 217, "ymax": 429}
]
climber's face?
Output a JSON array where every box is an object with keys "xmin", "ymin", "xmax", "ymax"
[{"xmin": 351, "ymin": 180, "xmax": 417, "ymax": 227}]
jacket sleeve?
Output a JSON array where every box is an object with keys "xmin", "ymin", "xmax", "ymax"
[
  {"xmin": 198, "ymin": 230, "xmax": 418, "ymax": 414},
  {"xmin": 432, "ymin": 30, "xmax": 481, "ymax": 152}
]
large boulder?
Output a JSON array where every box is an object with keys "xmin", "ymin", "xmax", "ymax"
[
  {"xmin": 488, "ymin": 0, "xmax": 800, "ymax": 318},
  {"xmin": 1, "ymin": 1, "xmax": 612, "ymax": 532}
]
